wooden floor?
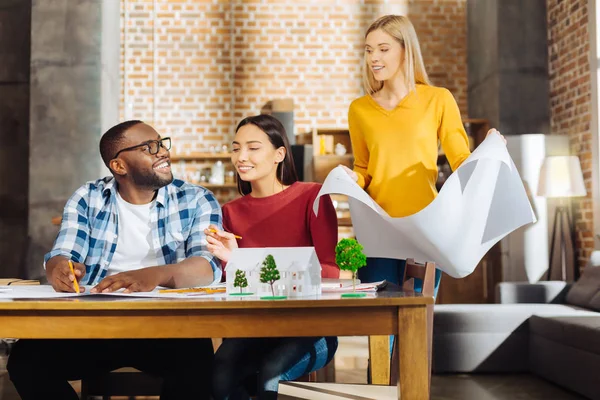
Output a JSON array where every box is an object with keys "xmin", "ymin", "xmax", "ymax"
[{"xmin": 0, "ymin": 337, "xmax": 586, "ymax": 399}]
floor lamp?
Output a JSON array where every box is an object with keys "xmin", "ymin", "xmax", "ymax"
[{"xmin": 537, "ymin": 156, "xmax": 586, "ymax": 281}]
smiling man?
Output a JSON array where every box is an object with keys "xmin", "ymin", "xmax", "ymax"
[{"xmin": 7, "ymin": 120, "xmax": 221, "ymax": 400}]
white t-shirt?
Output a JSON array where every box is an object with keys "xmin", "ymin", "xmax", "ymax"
[{"xmin": 108, "ymin": 191, "xmax": 161, "ymax": 275}]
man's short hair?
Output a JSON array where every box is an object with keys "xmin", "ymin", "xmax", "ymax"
[{"xmin": 99, "ymin": 120, "xmax": 143, "ymax": 167}]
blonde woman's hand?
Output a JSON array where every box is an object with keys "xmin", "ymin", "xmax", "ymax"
[
  {"xmin": 340, "ymin": 165, "xmax": 358, "ymax": 182},
  {"xmin": 204, "ymin": 224, "xmax": 238, "ymax": 263},
  {"xmin": 486, "ymin": 128, "xmax": 506, "ymax": 144}
]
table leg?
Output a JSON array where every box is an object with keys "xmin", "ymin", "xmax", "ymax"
[
  {"xmin": 426, "ymin": 303, "xmax": 434, "ymax": 387},
  {"xmin": 368, "ymin": 335, "xmax": 390, "ymax": 385},
  {"xmin": 397, "ymin": 305, "xmax": 429, "ymax": 400}
]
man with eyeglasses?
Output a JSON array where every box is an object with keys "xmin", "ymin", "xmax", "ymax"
[{"xmin": 7, "ymin": 120, "xmax": 221, "ymax": 400}]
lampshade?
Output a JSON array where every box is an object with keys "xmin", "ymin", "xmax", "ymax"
[{"xmin": 537, "ymin": 155, "xmax": 587, "ymax": 198}]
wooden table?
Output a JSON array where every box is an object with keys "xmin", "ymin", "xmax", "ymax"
[{"xmin": 0, "ymin": 291, "xmax": 433, "ymax": 400}]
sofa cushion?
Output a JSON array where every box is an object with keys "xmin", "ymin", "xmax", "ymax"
[
  {"xmin": 434, "ymin": 304, "xmax": 579, "ymax": 333},
  {"xmin": 566, "ymin": 266, "xmax": 600, "ymax": 309},
  {"xmin": 530, "ymin": 312, "xmax": 600, "ymax": 354},
  {"xmin": 433, "ymin": 304, "xmax": 585, "ymax": 374},
  {"xmin": 587, "ymin": 291, "xmax": 600, "ymax": 311},
  {"xmin": 496, "ymin": 281, "xmax": 568, "ymax": 304}
]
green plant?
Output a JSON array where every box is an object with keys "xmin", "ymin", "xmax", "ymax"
[
  {"xmin": 260, "ymin": 254, "xmax": 280, "ymax": 297},
  {"xmin": 233, "ymin": 269, "xmax": 248, "ymax": 293},
  {"xmin": 335, "ymin": 238, "xmax": 367, "ymax": 291}
]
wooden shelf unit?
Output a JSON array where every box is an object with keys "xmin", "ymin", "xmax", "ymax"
[
  {"xmin": 202, "ymin": 183, "xmax": 237, "ymax": 190},
  {"xmin": 297, "ymin": 128, "xmax": 355, "ymax": 183},
  {"xmin": 171, "ymin": 152, "xmax": 232, "ymax": 162},
  {"xmin": 170, "ymin": 152, "xmax": 238, "ymax": 204},
  {"xmin": 297, "ymin": 129, "xmax": 355, "ymax": 238}
]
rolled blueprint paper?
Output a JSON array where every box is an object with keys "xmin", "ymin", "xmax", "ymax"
[{"xmin": 314, "ymin": 133, "xmax": 536, "ymax": 279}]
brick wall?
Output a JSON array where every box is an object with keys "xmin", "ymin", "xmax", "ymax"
[
  {"xmin": 407, "ymin": 0, "xmax": 467, "ymax": 114},
  {"xmin": 547, "ymin": 0, "xmax": 593, "ymax": 270},
  {"xmin": 120, "ymin": 0, "xmax": 468, "ymax": 201},
  {"xmin": 120, "ymin": 0, "xmax": 232, "ymax": 153}
]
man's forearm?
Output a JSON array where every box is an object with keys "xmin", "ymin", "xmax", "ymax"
[{"xmin": 156, "ymin": 256, "xmax": 216, "ymax": 288}]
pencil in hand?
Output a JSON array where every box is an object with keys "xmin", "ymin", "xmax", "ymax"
[
  {"xmin": 68, "ymin": 260, "xmax": 80, "ymax": 293},
  {"xmin": 208, "ymin": 228, "xmax": 242, "ymax": 240}
]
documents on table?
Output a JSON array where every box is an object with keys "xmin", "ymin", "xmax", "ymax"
[
  {"xmin": 322, "ymin": 279, "xmax": 386, "ymax": 293},
  {"xmin": 1, "ymin": 281, "xmax": 384, "ymax": 299},
  {"xmin": 0, "ymin": 284, "xmax": 227, "ymax": 299},
  {"xmin": 314, "ymin": 133, "xmax": 536, "ymax": 279},
  {"xmin": 0, "ymin": 285, "xmax": 80, "ymax": 298}
]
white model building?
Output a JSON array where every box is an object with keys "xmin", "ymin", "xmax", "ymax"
[{"xmin": 225, "ymin": 247, "xmax": 322, "ymax": 297}]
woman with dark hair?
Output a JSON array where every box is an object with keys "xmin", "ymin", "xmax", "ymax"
[{"xmin": 205, "ymin": 114, "xmax": 339, "ymax": 400}]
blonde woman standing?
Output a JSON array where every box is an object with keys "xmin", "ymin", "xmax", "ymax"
[{"xmin": 345, "ymin": 15, "xmax": 503, "ymax": 293}]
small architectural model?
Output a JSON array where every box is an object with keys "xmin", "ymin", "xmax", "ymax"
[
  {"xmin": 259, "ymin": 254, "xmax": 280, "ymax": 297},
  {"xmin": 225, "ymin": 247, "xmax": 322, "ymax": 297},
  {"xmin": 233, "ymin": 269, "xmax": 249, "ymax": 294},
  {"xmin": 335, "ymin": 238, "xmax": 367, "ymax": 292}
]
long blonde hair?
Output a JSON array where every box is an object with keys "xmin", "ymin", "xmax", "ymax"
[{"xmin": 362, "ymin": 15, "xmax": 431, "ymax": 95}]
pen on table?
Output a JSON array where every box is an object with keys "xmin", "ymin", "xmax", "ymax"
[
  {"xmin": 68, "ymin": 260, "xmax": 80, "ymax": 293},
  {"xmin": 208, "ymin": 228, "xmax": 242, "ymax": 240}
]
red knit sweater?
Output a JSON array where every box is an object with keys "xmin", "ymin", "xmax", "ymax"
[{"xmin": 222, "ymin": 182, "xmax": 340, "ymax": 278}]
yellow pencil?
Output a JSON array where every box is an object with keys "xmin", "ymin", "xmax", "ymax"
[
  {"xmin": 208, "ymin": 228, "xmax": 242, "ymax": 240},
  {"xmin": 158, "ymin": 287, "xmax": 226, "ymax": 294},
  {"xmin": 68, "ymin": 260, "xmax": 80, "ymax": 293}
]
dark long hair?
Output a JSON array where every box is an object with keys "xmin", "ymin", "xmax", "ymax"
[{"xmin": 234, "ymin": 114, "xmax": 298, "ymax": 196}]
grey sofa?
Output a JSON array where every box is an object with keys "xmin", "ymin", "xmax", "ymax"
[{"xmin": 433, "ymin": 267, "xmax": 600, "ymax": 400}]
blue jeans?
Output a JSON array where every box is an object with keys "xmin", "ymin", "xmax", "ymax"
[
  {"xmin": 359, "ymin": 258, "xmax": 442, "ymax": 354},
  {"xmin": 212, "ymin": 336, "xmax": 338, "ymax": 400}
]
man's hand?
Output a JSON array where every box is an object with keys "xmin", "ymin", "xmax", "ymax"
[
  {"xmin": 90, "ymin": 267, "xmax": 163, "ymax": 294},
  {"xmin": 47, "ymin": 258, "xmax": 86, "ymax": 293},
  {"xmin": 204, "ymin": 224, "xmax": 238, "ymax": 263}
]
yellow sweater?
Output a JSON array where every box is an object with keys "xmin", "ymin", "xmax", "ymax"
[{"xmin": 348, "ymin": 84, "xmax": 471, "ymax": 218}]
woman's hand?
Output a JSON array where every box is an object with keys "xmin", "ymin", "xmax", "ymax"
[
  {"xmin": 340, "ymin": 165, "xmax": 358, "ymax": 182},
  {"xmin": 204, "ymin": 224, "xmax": 238, "ymax": 263},
  {"xmin": 486, "ymin": 128, "xmax": 506, "ymax": 144}
]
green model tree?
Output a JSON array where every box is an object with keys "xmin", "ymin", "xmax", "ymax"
[
  {"xmin": 233, "ymin": 269, "xmax": 248, "ymax": 294},
  {"xmin": 260, "ymin": 254, "xmax": 280, "ymax": 297},
  {"xmin": 335, "ymin": 238, "xmax": 367, "ymax": 291}
]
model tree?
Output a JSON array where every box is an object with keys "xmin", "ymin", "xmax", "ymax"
[
  {"xmin": 233, "ymin": 269, "xmax": 248, "ymax": 294},
  {"xmin": 335, "ymin": 238, "xmax": 367, "ymax": 292},
  {"xmin": 260, "ymin": 254, "xmax": 280, "ymax": 297}
]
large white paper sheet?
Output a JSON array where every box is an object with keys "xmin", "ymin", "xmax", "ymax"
[
  {"xmin": 314, "ymin": 133, "xmax": 536, "ymax": 278},
  {"xmin": 0, "ymin": 285, "xmax": 226, "ymax": 299}
]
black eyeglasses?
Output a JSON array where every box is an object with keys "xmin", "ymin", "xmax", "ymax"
[{"xmin": 112, "ymin": 137, "xmax": 171, "ymax": 160}]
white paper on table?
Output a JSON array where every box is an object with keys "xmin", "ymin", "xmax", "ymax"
[
  {"xmin": 0, "ymin": 285, "xmax": 83, "ymax": 299},
  {"xmin": 0, "ymin": 285, "xmax": 226, "ymax": 299},
  {"xmin": 314, "ymin": 133, "xmax": 536, "ymax": 279}
]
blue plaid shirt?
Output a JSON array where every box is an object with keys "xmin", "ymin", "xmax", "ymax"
[{"xmin": 45, "ymin": 177, "xmax": 223, "ymax": 286}]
